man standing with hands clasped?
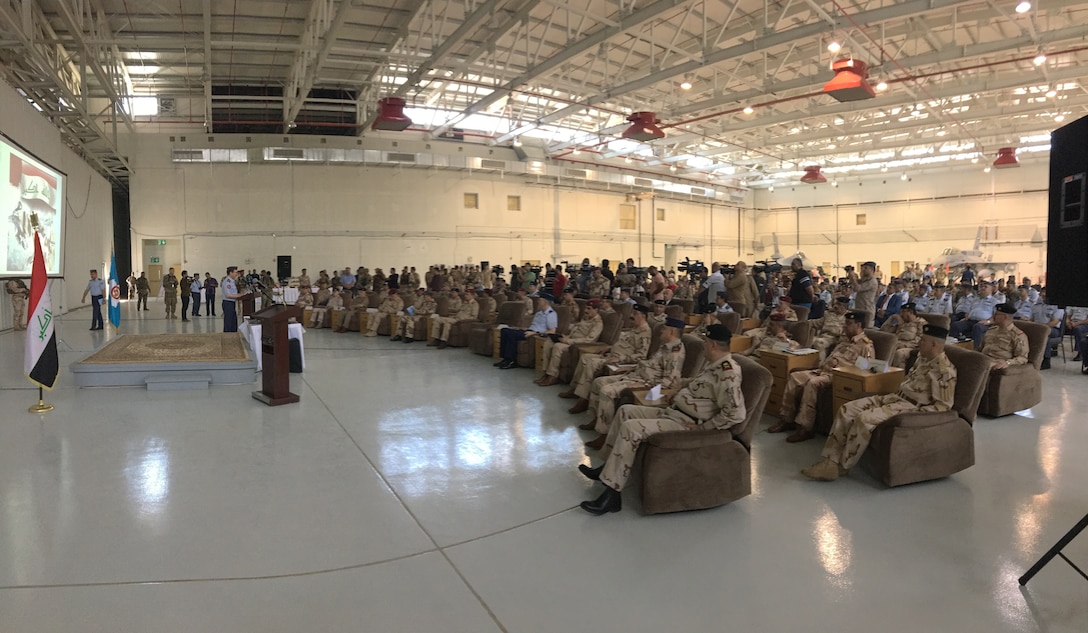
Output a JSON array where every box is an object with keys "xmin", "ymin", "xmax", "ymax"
[{"xmin": 81, "ymin": 269, "xmax": 105, "ymax": 330}]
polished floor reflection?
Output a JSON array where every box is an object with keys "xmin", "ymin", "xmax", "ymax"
[{"xmin": 1, "ymin": 301, "xmax": 1086, "ymax": 631}]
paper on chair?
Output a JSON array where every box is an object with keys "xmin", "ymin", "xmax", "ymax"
[
  {"xmin": 854, "ymin": 356, "xmax": 870, "ymax": 370},
  {"xmin": 646, "ymin": 384, "xmax": 663, "ymax": 401}
]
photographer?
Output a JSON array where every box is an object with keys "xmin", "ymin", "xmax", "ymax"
[
  {"xmin": 846, "ymin": 261, "xmax": 878, "ymax": 327},
  {"xmin": 725, "ymin": 261, "xmax": 760, "ymax": 318}
]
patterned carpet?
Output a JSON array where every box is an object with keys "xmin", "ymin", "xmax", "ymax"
[{"xmin": 79, "ymin": 334, "xmax": 251, "ymax": 364}]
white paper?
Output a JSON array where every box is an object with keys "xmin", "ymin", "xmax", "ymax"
[
  {"xmin": 869, "ymin": 359, "xmax": 890, "ymax": 373},
  {"xmin": 785, "ymin": 347, "xmax": 818, "ymax": 355},
  {"xmin": 854, "ymin": 356, "xmax": 870, "ymax": 370},
  {"xmin": 646, "ymin": 384, "xmax": 663, "ymax": 401},
  {"xmin": 396, "ymin": 310, "xmax": 405, "ymax": 316},
  {"xmin": 367, "ymin": 307, "xmax": 378, "ymax": 313}
]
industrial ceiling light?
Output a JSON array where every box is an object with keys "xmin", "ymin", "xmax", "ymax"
[
  {"xmin": 768, "ymin": 185, "xmax": 774, "ymax": 192},
  {"xmin": 1046, "ymin": 88, "xmax": 1057, "ymax": 97},
  {"xmin": 680, "ymin": 74, "xmax": 693, "ymax": 90},
  {"xmin": 1033, "ymin": 53, "xmax": 1047, "ymax": 66},
  {"xmin": 993, "ymin": 146, "xmax": 1020, "ymax": 168},
  {"xmin": 371, "ymin": 96, "xmax": 412, "ymax": 131},
  {"xmin": 984, "ymin": 166, "xmax": 992, "ymax": 173},
  {"xmin": 800, "ymin": 165, "xmax": 827, "ymax": 183},
  {"xmin": 824, "ymin": 59, "xmax": 876, "ymax": 102},
  {"xmin": 880, "ymin": 165, "xmax": 889, "ymax": 172},
  {"xmin": 875, "ymin": 80, "xmax": 888, "ymax": 92},
  {"xmin": 827, "ymin": 39, "xmax": 842, "ymax": 53},
  {"xmin": 1055, "ymin": 114, "xmax": 1066, "ymax": 122},
  {"xmin": 1015, "ymin": 1, "xmax": 1031, "ymax": 12},
  {"xmin": 831, "ymin": 179, "xmax": 839, "ymax": 187},
  {"xmin": 900, "ymin": 172, "xmax": 908, "ymax": 181},
  {"xmin": 621, "ymin": 111, "xmax": 665, "ymax": 142},
  {"xmin": 743, "ymin": 106, "xmax": 754, "ymax": 115}
]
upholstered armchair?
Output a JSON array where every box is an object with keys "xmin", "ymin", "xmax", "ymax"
[
  {"xmin": 916, "ymin": 312, "xmax": 951, "ymax": 331},
  {"xmin": 446, "ymin": 301, "xmax": 489, "ymax": 347},
  {"xmin": 637, "ymin": 354, "xmax": 773, "ymax": 513},
  {"xmin": 792, "ymin": 305, "xmax": 810, "ymax": 322},
  {"xmin": 977, "ymin": 320, "xmax": 1049, "ymax": 417},
  {"xmin": 863, "ymin": 345, "xmax": 990, "ymax": 486},
  {"xmin": 468, "ymin": 301, "xmax": 526, "ymax": 356},
  {"xmin": 717, "ymin": 312, "xmax": 741, "ymax": 334},
  {"xmin": 864, "ymin": 328, "xmax": 898, "ymax": 363},
  {"xmin": 557, "ymin": 310, "xmax": 626, "ymax": 383}
]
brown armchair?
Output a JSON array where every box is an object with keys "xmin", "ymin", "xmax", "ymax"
[
  {"xmin": 468, "ymin": 301, "xmax": 526, "ymax": 356},
  {"xmin": 673, "ymin": 298, "xmax": 694, "ymax": 316},
  {"xmin": 916, "ymin": 312, "xmax": 951, "ymax": 331},
  {"xmin": 786, "ymin": 320, "xmax": 813, "ymax": 348},
  {"xmin": 637, "ymin": 354, "xmax": 773, "ymax": 513},
  {"xmin": 977, "ymin": 320, "xmax": 1049, "ymax": 417},
  {"xmin": 792, "ymin": 305, "xmax": 810, "ymax": 322},
  {"xmin": 516, "ymin": 305, "xmax": 572, "ymax": 367},
  {"xmin": 557, "ymin": 310, "xmax": 626, "ymax": 383},
  {"xmin": 717, "ymin": 312, "xmax": 741, "ymax": 334},
  {"xmin": 864, "ymin": 328, "xmax": 898, "ymax": 362},
  {"xmin": 863, "ymin": 345, "xmax": 990, "ymax": 486},
  {"xmin": 446, "ymin": 301, "xmax": 489, "ymax": 347}
]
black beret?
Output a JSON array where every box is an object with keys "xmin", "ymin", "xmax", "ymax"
[
  {"xmin": 835, "ymin": 296, "xmax": 850, "ymax": 304},
  {"xmin": 844, "ymin": 311, "xmax": 866, "ymax": 322},
  {"xmin": 901, "ymin": 302, "xmax": 916, "ymax": 312},
  {"xmin": 705, "ymin": 323, "xmax": 732, "ymax": 343},
  {"xmin": 703, "ymin": 304, "xmax": 717, "ymax": 314},
  {"xmin": 665, "ymin": 317, "xmax": 687, "ymax": 329},
  {"xmin": 654, "ymin": 299, "xmax": 666, "ymax": 305},
  {"xmin": 923, "ymin": 323, "xmax": 950, "ymax": 339},
  {"xmin": 996, "ymin": 302, "xmax": 1016, "ymax": 315},
  {"xmin": 633, "ymin": 304, "xmax": 650, "ymax": 314}
]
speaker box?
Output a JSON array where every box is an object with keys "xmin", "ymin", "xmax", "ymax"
[
  {"xmin": 276, "ymin": 255, "xmax": 292, "ymax": 283},
  {"xmin": 1046, "ymin": 115, "xmax": 1088, "ymax": 307}
]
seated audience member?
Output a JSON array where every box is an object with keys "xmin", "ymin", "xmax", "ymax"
[
  {"xmin": 881, "ymin": 302, "xmax": 926, "ymax": 368},
  {"xmin": 929, "ymin": 282, "xmax": 953, "ymax": 315},
  {"xmin": 597, "ymin": 297, "xmax": 616, "ymax": 316},
  {"xmin": 587, "ymin": 268, "xmax": 611, "ymax": 298},
  {"xmin": 802, "ymin": 324, "xmax": 956, "ymax": 481},
  {"xmin": 576, "ymin": 324, "xmax": 744, "ymax": 515},
  {"xmin": 874, "ymin": 280, "xmax": 904, "ymax": 327},
  {"xmin": 495, "ymin": 295, "xmax": 558, "ymax": 369},
  {"xmin": 769, "ymin": 311, "xmax": 874, "ymax": 443},
  {"xmin": 949, "ymin": 281, "xmax": 998, "ymax": 349},
  {"xmin": 309, "ymin": 287, "xmax": 342, "ymax": 328},
  {"xmin": 1026, "ymin": 288, "xmax": 1062, "ymax": 369},
  {"xmin": 560, "ymin": 305, "xmax": 653, "ymax": 406},
  {"xmin": 715, "ymin": 291, "xmax": 734, "ymax": 313},
  {"xmin": 690, "ymin": 304, "xmax": 719, "ymax": 336},
  {"xmin": 295, "ymin": 284, "xmax": 314, "ymax": 310},
  {"xmin": 363, "ymin": 288, "xmax": 404, "ymax": 337},
  {"xmin": 979, "ymin": 302, "xmax": 1029, "ymax": 369},
  {"xmin": 1012, "ymin": 286, "xmax": 1035, "ymax": 320},
  {"xmin": 746, "ymin": 297, "xmax": 798, "ymax": 348},
  {"xmin": 393, "ymin": 289, "xmax": 437, "ymax": 343},
  {"xmin": 432, "ymin": 289, "xmax": 478, "ymax": 348},
  {"xmin": 336, "ymin": 290, "xmax": 372, "ymax": 333},
  {"xmin": 744, "ymin": 313, "xmax": 798, "ymax": 357},
  {"xmin": 1067, "ymin": 305, "xmax": 1088, "ymax": 362},
  {"xmin": 579, "ymin": 317, "xmax": 687, "ymax": 449},
  {"xmin": 810, "ymin": 296, "xmax": 850, "ymax": 359},
  {"xmin": 647, "ymin": 299, "xmax": 668, "ymax": 328},
  {"xmin": 536, "ymin": 299, "xmax": 604, "ymax": 386},
  {"xmin": 558, "ymin": 287, "xmax": 581, "ymax": 322}
]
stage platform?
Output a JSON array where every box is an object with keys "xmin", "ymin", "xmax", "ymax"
[{"xmin": 70, "ymin": 333, "xmax": 258, "ymax": 390}]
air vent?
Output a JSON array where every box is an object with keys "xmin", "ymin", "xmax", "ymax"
[
  {"xmin": 272, "ymin": 148, "xmax": 305, "ymax": 159},
  {"xmin": 480, "ymin": 159, "xmax": 506, "ymax": 170},
  {"xmin": 171, "ymin": 149, "xmax": 207, "ymax": 161},
  {"xmin": 633, "ymin": 177, "xmax": 654, "ymax": 188},
  {"xmin": 386, "ymin": 152, "xmax": 417, "ymax": 163},
  {"xmin": 565, "ymin": 168, "xmax": 588, "ymax": 178},
  {"xmin": 158, "ymin": 97, "xmax": 177, "ymax": 114},
  {"xmin": 690, "ymin": 187, "xmax": 708, "ymax": 196}
]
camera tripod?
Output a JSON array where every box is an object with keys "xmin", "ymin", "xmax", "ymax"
[{"xmin": 1019, "ymin": 512, "xmax": 1088, "ymax": 585}]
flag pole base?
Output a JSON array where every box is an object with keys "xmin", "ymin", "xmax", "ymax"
[{"xmin": 29, "ymin": 400, "xmax": 54, "ymax": 414}]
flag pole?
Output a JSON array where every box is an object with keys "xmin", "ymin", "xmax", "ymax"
[{"xmin": 29, "ymin": 386, "xmax": 53, "ymax": 414}]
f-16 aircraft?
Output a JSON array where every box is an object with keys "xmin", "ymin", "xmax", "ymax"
[{"xmin": 931, "ymin": 227, "xmax": 1019, "ymax": 279}]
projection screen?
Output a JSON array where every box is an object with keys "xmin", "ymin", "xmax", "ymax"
[{"xmin": 0, "ymin": 132, "xmax": 65, "ymax": 276}]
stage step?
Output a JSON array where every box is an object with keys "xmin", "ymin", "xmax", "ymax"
[{"xmin": 144, "ymin": 373, "xmax": 213, "ymax": 391}]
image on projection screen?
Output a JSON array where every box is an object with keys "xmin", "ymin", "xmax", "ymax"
[{"xmin": 0, "ymin": 133, "xmax": 65, "ymax": 276}]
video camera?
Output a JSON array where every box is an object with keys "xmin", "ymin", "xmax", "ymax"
[
  {"xmin": 491, "ymin": 264, "xmax": 505, "ymax": 275},
  {"xmin": 752, "ymin": 260, "xmax": 783, "ymax": 275},
  {"xmin": 676, "ymin": 257, "xmax": 706, "ymax": 279}
]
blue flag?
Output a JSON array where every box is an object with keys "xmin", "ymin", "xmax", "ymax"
[{"xmin": 108, "ymin": 251, "xmax": 121, "ymax": 330}]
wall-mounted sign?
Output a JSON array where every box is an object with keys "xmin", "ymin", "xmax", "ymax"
[
  {"xmin": 157, "ymin": 239, "xmax": 167, "ymax": 245},
  {"xmin": 150, "ymin": 257, "xmax": 160, "ymax": 263}
]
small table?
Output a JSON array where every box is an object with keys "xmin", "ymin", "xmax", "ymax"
[
  {"xmin": 534, "ymin": 336, "xmax": 548, "ymax": 376},
  {"xmin": 758, "ymin": 348, "xmax": 820, "ymax": 414},
  {"xmin": 831, "ymin": 365, "xmax": 906, "ymax": 415},
  {"xmin": 952, "ymin": 340, "xmax": 974, "ymax": 350},
  {"xmin": 493, "ymin": 328, "xmax": 503, "ymax": 361},
  {"xmin": 628, "ymin": 387, "xmax": 671, "ymax": 408},
  {"xmin": 740, "ymin": 317, "xmax": 762, "ymax": 332}
]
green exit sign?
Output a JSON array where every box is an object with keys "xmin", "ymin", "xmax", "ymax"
[
  {"xmin": 150, "ymin": 257, "xmax": 160, "ymax": 263},
  {"xmin": 157, "ymin": 240, "xmax": 167, "ymax": 245}
]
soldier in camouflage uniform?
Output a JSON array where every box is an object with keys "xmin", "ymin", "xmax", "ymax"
[
  {"xmin": 561, "ymin": 304, "xmax": 653, "ymax": 407},
  {"xmin": 580, "ymin": 317, "xmax": 687, "ymax": 447},
  {"xmin": 882, "ymin": 302, "xmax": 926, "ymax": 368},
  {"xmin": 162, "ymin": 268, "xmax": 179, "ymax": 319},
  {"xmin": 689, "ymin": 304, "xmax": 719, "ymax": 336},
  {"xmin": 980, "ymin": 302, "xmax": 1029, "ymax": 369},
  {"xmin": 771, "ymin": 311, "xmax": 874, "ymax": 443},
  {"xmin": 810, "ymin": 296, "xmax": 850, "ymax": 358},
  {"xmin": 587, "ymin": 268, "xmax": 611, "ymax": 298},
  {"xmin": 136, "ymin": 272, "xmax": 150, "ymax": 310},
  {"xmin": 433, "ymin": 290, "xmax": 478, "ymax": 348},
  {"xmin": 744, "ymin": 313, "xmax": 798, "ymax": 357},
  {"xmin": 537, "ymin": 300, "xmax": 604, "ymax": 386},
  {"xmin": 803, "ymin": 323, "xmax": 957, "ymax": 481},
  {"xmin": 646, "ymin": 299, "xmax": 668, "ymax": 329},
  {"xmin": 310, "ymin": 288, "xmax": 342, "ymax": 327},
  {"xmin": 745, "ymin": 296, "xmax": 799, "ymax": 349},
  {"xmin": 577, "ymin": 323, "xmax": 745, "ymax": 514},
  {"xmin": 364, "ymin": 288, "xmax": 403, "ymax": 336},
  {"xmin": 394, "ymin": 289, "xmax": 437, "ymax": 343}
]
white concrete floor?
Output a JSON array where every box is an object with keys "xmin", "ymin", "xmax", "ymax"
[{"xmin": 1, "ymin": 299, "xmax": 1086, "ymax": 632}]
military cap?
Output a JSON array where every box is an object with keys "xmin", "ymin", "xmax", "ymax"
[
  {"xmin": 835, "ymin": 296, "xmax": 850, "ymax": 304},
  {"xmin": 654, "ymin": 299, "xmax": 666, "ymax": 305},
  {"xmin": 995, "ymin": 302, "xmax": 1016, "ymax": 315},
  {"xmin": 226, "ymin": 266, "xmax": 238, "ymax": 273},
  {"xmin": 901, "ymin": 302, "xmax": 916, "ymax": 312},
  {"xmin": 769, "ymin": 313, "xmax": 786, "ymax": 321},
  {"xmin": 863, "ymin": 261, "xmax": 877, "ymax": 268},
  {"xmin": 633, "ymin": 304, "xmax": 650, "ymax": 314},
  {"xmin": 705, "ymin": 323, "xmax": 733, "ymax": 343},
  {"xmin": 586, "ymin": 298, "xmax": 601, "ymax": 308},
  {"xmin": 844, "ymin": 311, "xmax": 866, "ymax": 322},
  {"xmin": 703, "ymin": 304, "xmax": 717, "ymax": 314},
  {"xmin": 665, "ymin": 317, "xmax": 687, "ymax": 329},
  {"xmin": 923, "ymin": 323, "xmax": 950, "ymax": 339},
  {"xmin": 563, "ymin": 286, "xmax": 575, "ymax": 293},
  {"xmin": 779, "ymin": 296, "xmax": 792, "ymax": 303},
  {"xmin": 717, "ymin": 291, "xmax": 729, "ymax": 299}
]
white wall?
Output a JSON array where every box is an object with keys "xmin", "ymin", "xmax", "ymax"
[
  {"xmin": 751, "ymin": 164, "xmax": 1051, "ymax": 280},
  {"xmin": 125, "ymin": 133, "xmax": 755, "ymax": 278},
  {"xmin": 0, "ymin": 80, "xmax": 115, "ymax": 329}
]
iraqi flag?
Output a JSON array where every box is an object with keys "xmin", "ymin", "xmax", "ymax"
[
  {"xmin": 108, "ymin": 251, "xmax": 121, "ymax": 329},
  {"xmin": 24, "ymin": 231, "xmax": 59, "ymax": 389}
]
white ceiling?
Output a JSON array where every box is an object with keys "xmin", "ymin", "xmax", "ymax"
[{"xmin": 1, "ymin": 0, "xmax": 1085, "ymax": 188}]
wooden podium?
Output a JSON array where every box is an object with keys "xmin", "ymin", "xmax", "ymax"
[
  {"xmin": 239, "ymin": 292, "xmax": 257, "ymax": 318},
  {"xmin": 251, "ymin": 304, "xmax": 302, "ymax": 406}
]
